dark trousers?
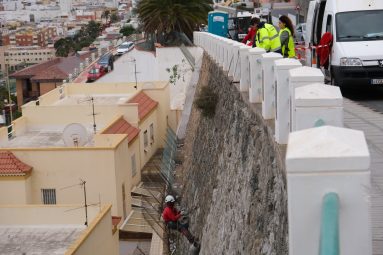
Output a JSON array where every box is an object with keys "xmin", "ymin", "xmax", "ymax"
[{"xmin": 167, "ymin": 221, "xmax": 195, "ymax": 244}]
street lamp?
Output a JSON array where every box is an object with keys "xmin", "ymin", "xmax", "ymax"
[{"xmin": 5, "ymin": 58, "xmax": 13, "ymax": 124}]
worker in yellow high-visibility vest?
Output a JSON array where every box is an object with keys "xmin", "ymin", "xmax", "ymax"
[
  {"xmin": 278, "ymin": 15, "xmax": 296, "ymax": 58},
  {"xmin": 252, "ymin": 17, "xmax": 281, "ymax": 53}
]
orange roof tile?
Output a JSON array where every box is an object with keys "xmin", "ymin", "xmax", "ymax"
[
  {"xmin": 102, "ymin": 118, "xmax": 140, "ymax": 143},
  {"xmin": 112, "ymin": 216, "xmax": 122, "ymax": 227},
  {"xmin": 128, "ymin": 92, "xmax": 158, "ymax": 120},
  {"xmin": 0, "ymin": 151, "xmax": 32, "ymax": 176}
]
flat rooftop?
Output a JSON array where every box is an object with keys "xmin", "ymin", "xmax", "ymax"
[
  {"xmin": 53, "ymin": 94, "xmax": 133, "ymax": 106},
  {"xmin": 3, "ymin": 129, "xmax": 94, "ymax": 148},
  {"xmin": 0, "ymin": 225, "xmax": 85, "ymax": 255}
]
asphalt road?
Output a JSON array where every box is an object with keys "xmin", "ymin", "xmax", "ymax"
[{"xmin": 342, "ymin": 86, "xmax": 383, "ymax": 113}]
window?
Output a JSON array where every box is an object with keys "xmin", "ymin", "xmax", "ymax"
[
  {"xmin": 149, "ymin": 123, "xmax": 154, "ymax": 144},
  {"xmin": 143, "ymin": 130, "xmax": 148, "ymax": 148},
  {"xmin": 131, "ymin": 154, "xmax": 137, "ymax": 177},
  {"xmin": 41, "ymin": 188, "xmax": 56, "ymax": 204},
  {"xmin": 326, "ymin": 15, "xmax": 332, "ymax": 34},
  {"xmin": 336, "ymin": 10, "xmax": 383, "ymax": 42}
]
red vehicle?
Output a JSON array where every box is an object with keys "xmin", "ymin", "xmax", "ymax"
[{"xmin": 87, "ymin": 64, "xmax": 106, "ymax": 82}]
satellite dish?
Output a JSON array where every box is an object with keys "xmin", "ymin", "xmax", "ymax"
[{"xmin": 62, "ymin": 123, "xmax": 88, "ymax": 147}]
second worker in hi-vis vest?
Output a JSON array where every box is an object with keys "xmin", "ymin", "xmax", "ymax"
[
  {"xmin": 252, "ymin": 17, "xmax": 281, "ymax": 53},
  {"xmin": 278, "ymin": 15, "xmax": 296, "ymax": 58}
]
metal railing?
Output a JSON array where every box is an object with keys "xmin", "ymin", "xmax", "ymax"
[
  {"xmin": 319, "ymin": 192, "xmax": 340, "ymax": 255},
  {"xmin": 160, "ymin": 128, "xmax": 177, "ymax": 187}
]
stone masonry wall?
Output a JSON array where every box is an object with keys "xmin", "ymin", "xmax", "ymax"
[{"xmin": 177, "ymin": 53, "xmax": 288, "ymax": 255}]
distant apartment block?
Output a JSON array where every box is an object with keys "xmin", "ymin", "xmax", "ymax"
[
  {"xmin": 0, "ymin": 46, "xmax": 55, "ymax": 73},
  {"xmin": 0, "ymin": 81, "xmax": 176, "ymax": 222},
  {"xmin": 8, "ymin": 27, "xmax": 57, "ymax": 47}
]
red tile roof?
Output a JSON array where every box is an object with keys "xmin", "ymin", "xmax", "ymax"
[
  {"xmin": 0, "ymin": 151, "xmax": 32, "ymax": 176},
  {"xmin": 112, "ymin": 216, "xmax": 122, "ymax": 227},
  {"xmin": 102, "ymin": 118, "xmax": 140, "ymax": 144},
  {"xmin": 128, "ymin": 92, "xmax": 158, "ymax": 120},
  {"xmin": 10, "ymin": 53, "xmax": 93, "ymax": 82}
]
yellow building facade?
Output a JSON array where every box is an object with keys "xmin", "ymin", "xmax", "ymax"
[{"xmin": 0, "ymin": 81, "xmax": 176, "ymax": 223}]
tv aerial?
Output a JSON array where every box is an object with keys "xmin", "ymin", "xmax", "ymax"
[
  {"xmin": 61, "ymin": 179, "xmax": 101, "ymax": 227},
  {"xmin": 62, "ymin": 123, "xmax": 88, "ymax": 147},
  {"xmin": 77, "ymin": 96, "xmax": 98, "ymax": 134}
]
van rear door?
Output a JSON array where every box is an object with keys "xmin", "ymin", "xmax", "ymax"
[{"xmin": 305, "ymin": 0, "xmax": 319, "ymax": 66}]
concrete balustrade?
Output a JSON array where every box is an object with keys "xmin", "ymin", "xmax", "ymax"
[
  {"xmin": 288, "ymin": 67, "xmax": 324, "ymax": 132},
  {"xmin": 286, "ymin": 125, "xmax": 372, "ymax": 255},
  {"xmin": 294, "ymin": 83, "xmax": 343, "ymax": 131},
  {"xmin": 260, "ymin": 52, "xmax": 282, "ymax": 119},
  {"xmin": 192, "ymin": 32, "xmax": 372, "ymax": 255},
  {"xmin": 274, "ymin": 58, "xmax": 302, "ymax": 144},
  {"xmin": 239, "ymin": 45, "xmax": 251, "ymax": 91},
  {"xmin": 248, "ymin": 48, "xmax": 266, "ymax": 103}
]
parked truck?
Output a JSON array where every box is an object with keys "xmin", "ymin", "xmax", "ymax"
[{"xmin": 305, "ymin": 0, "xmax": 383, "ymax": 86}]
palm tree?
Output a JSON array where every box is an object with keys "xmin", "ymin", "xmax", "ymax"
[
  {"xmin": 137, "ymin": 0, "xmax": 212, "ymax": 40},
  {"xmin": 101, "ymin": 9, "xmax": 111, "ymax": 24}
]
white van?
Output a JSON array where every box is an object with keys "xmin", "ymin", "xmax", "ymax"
[{"xmin": 305, "ymin": 0, "xmax": 383, "ymax": 86}]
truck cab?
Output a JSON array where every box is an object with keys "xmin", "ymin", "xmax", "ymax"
[{"xmin": 305, "ymin": 0, "xmax": 383, "ymax": 86}]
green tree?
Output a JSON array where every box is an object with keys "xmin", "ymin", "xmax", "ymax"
[
  {"xmin": 137, "ymin": 0, "xmax": 212, "ymax": 39},
  {"xmin": 120, "ymin": 25, "xmax": 136, "ymax": 37},
  {"xmin": 54, "ymin": 38, "xmax": 74, "ymax": 57}
]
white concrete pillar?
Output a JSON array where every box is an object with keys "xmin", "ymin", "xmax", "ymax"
[
  {"xmin": 217, "ymin": 38, "xmax": 226, "ymax": 67},
  {"xmin": 248, "ymin": 47, "xmax": 266, "ymax": 103},
  {"xmin": 228, "ymin": 42, "xmax": 241, "ymax": 77},
  {"xmin": 223, "ymin": 39, "xmax": 234, "ymax": 72},
  {"xmin": 193, "ymin": 31, "xmax": 199, "ymax": 45},
  {"xmin": 286, "ymin": 125, "xmax": 371, "ymax": 255},
  {"xmin": 239, "ymin": 45, "xmax": 251, "ymax": 91},
  {"xmin": 232, "ymin": 44, "xmax": 245, "ymax": 82},
  {"xmin": 288, "ymin": 67, "xmax": 324, "ymax": 132},
  {"xmin": 294, "ymin": 83, "xmax": 343, "ymax": 131},
  {"xmin": 211, "ymin": 35, "xmax": 218, "ymax": 58},
  {"xmin": 260, "ymin": 52, "xmax": 282, "ymax": 119},
  {"xmin": 274, "ymin": 58, "xmax": 302, "ymax": 144}
]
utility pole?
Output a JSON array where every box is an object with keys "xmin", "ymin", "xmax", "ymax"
[
  {"xmin": 5, "ymin": 60, "xmax": 13, "ymax": 125},
  {"xmin": 81, "ymin": 179, "xmax": 88, "ymax": 226},
  {"xmin": 90, "ymin": 97, "xmax": 96, "ymax": 134},
  {"xmin": 133, "ymin": 58, "xmax": 137, "ymax": 89}
]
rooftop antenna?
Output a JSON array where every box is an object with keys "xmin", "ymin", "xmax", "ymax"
[
  {"xmin": 127, "ymin": 57, "xmax": 140, "ymax": 90},
  {"xmin": 61, "ymin": 179, "xmax": 100, "ymax": 227},
  {"xmin": 78, "ymin": 97, "xmax": 98, "ymax": 134}
]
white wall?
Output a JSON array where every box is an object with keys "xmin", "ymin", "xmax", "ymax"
[{"xmin": 156, "ymin": 47, "xmax": 203, "ymax": 110}]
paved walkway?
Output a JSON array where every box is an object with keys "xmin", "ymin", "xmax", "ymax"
[{"xmin": 343, "ymin": 98, "xmax": 383, "ymax": 255}]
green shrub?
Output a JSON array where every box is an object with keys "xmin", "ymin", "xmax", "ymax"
[{"xmin": 194, "ymin": 86, "xmax": 218, "ymax": 118}]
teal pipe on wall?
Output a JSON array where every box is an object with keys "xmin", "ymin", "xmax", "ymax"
[{"xmin": 319, "ymin": 192, "xmax": 340, "ymax": 255}]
